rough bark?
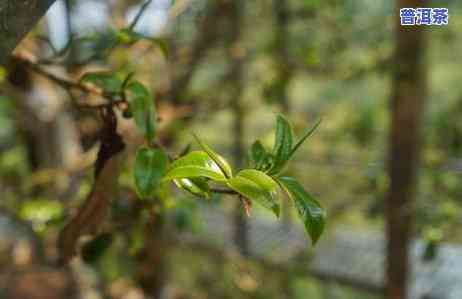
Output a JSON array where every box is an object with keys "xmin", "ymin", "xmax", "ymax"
[
  {"xmin": 385, "ymin": 1, "xmax": 426, "ymax": 299},
  {"xmin": 0, "ymin": 0, "xmax": 57, "ymax": 65}
]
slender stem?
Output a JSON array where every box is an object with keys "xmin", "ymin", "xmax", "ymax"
[
  {"xmin": 14, "ymin": 55, "xmax": 125, "ymax": 109},
  {"xmin": 210, "ymin": 188, "xmax": 238, "ymax": 195},
  {"xmin": 129, "ymin": 0, "xmax": 153, "ymax": 31}
]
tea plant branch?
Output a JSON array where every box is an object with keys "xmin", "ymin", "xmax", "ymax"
[{"xmin": 13, "ymin": 54, "xmax": 127, "ymax": 110}]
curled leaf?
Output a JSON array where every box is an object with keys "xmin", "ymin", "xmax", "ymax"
[
  {"xmin": 192, "ymin": 134, "xmax": 233, "ymax": 178},
  {"xmin": 163, "ymin": 151, "xmax": 227, "ymax": 182},
  {"xmin": 174, "ymin": 178, "xmax": 210, "ymax": 198}
]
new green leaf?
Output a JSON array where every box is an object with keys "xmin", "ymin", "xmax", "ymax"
[
  {"xmin": 193, "ymin": 134, "xmax": 233, "ymax": 178},
  {"xmin": 289, "ymin": 118, "xmax": 321, "ymax": 159},
  {"xmin": 127, "ymin": 81, "xmax": 156, "ymax": 142},
  {"xmin": 269, "ymin": 115, "xmax": 294, "ymax": 174},
  {"xmin": 248, "ymin": 140, "xmax": 274, "ymax": 171},
  {"xmin": 134, "ymin": 148, "xmax": 168, "ymax": 199},
  {"xmin": 227, "ymin": 169, "xmax": 280, "ymax": 216},
  {"xmin": 277, "ymin": 176, "xmax": 325, "ymax": 245},
  {"xmin": 163, "ymin": 151, "xmax": 227, "ymax": 182},
  {"xmin": 174, "ymin": 178, "xmax": 210, "ymax": 198}
]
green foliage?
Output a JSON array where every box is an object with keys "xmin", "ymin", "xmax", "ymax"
[
  {"xmin": 134, "ymin": 147, "xmax": 168, "ymax": 199},
  {"xmin": 227, "ymin": 170, "xmax": 280, "ymax": 216},
  {"xmin": 192, "ymin": 134, "xmax": 233, "ymax": 179},
  {"xmin": 248, "ymin": 141, "xmax": 274, "ymax": 171},
  {"xmin": 277, "ymin": 176, "xmax": 325, "ymax": 245},
  {"xmin": 126, "ymin": 81, "xmax": 157, "ymax": 142},
  {"xmin": 163, "ymin": 151, "xmax": 228, "ymax": 182},
  {"xmin": 174, "ymin": 178, "xmax": 211, "ymax": 199},
  {"xmin": 158, "ymin": 115, "xmax": 325, "ymax": 244},
  {"xmin": 290, "ymin": 118, "xmax": 322, "ymax": 159},
  {"xmin": 269, "ymin": 115, "xmax": 294, "ymax": 174}
]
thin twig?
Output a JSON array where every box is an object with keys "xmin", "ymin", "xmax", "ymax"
[
  {"xmin": 14, "ymin": 54, "xmax": 124, "ymax": 109},
  {"xmin": 129, "ymin": 0, "xmax": 153, "ymax": 31}
]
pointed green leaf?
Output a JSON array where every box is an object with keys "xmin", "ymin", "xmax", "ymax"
[
  {"xmin": 134, "ymin": 147, "xmax": 168, "ymax": 199},
  {"xmin": 277, "ymin": 176, "xmax": 325, "ymax": 245},
  {"xmin": 127, "ymin": 81, "xmax": 156, "ymax": 142},
  {"xmin": 174, "ymin": 178, "xmax": 210, "ymax": 198},
  {"xmin": 227, "ymin": 169, "xmax": 280, "ymax": 216},
  {"xmin": 163, "ymin": 151, "xmax": 227, "ymax": 182},
  {"xmin": 193, "ymin": 134, "xmax": 233, "ymax": 178},
  {"xmin": 289, "ymin": 118, "xmax": 321, "ymax": 159},
  {"xmin": 269, "ymin": 115, "xmax": 294, "ymax": 174},
  {"xmin": 248, "ymin": 140, "xmax": 274, "ymax": 171}
]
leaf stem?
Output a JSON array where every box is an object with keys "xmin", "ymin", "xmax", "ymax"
[{"xmin": 210, "ymin": 188, "xmax": 238, "ymax": 195}]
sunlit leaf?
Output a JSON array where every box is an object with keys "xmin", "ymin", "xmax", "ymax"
[
  {"xmin": 163, "ymin": 151, "xmax": 227, "ymax": 182},
  {"xmin": 134, "ymin": 147, "xmax": 168, "ymax": 199},
  {"xmin": 227, "ymin": 169, "xmax": 280, "ymax": 216},
  {"xmin": 174, "ymin": 178, "xmax": 210, "ymax": 198},
  {"xmin": 193, "ymin": 134, "xmax": 233, "ymax": 178},
  {"xmin": 269, "ymin": 115, "xmax": 293, "ymax": 174},
  {"xmin": 127, "ymin": 81, "xmax": 156, "ymax": 142},
  {"xmin": 277, "ymin": 176, "xmax": 325, "ymax": 245}
]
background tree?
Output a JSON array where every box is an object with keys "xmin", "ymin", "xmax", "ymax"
[{"xmin": 385, "ymin": 1, "xmax": 426, "ymax": 299}]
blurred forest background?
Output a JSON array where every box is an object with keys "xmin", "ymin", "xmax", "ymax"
[{"xmin": 0, "ymin": 0, "xmax": 460, "ymax": 298}]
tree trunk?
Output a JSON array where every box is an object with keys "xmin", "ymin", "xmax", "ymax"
[
  {"xmin": 0, "ymin": 0, "xmax": 57, "ymax": 65},
  {"xmin": 385, "ymin": 1, "xmax": 426, "ymax": 299}
]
